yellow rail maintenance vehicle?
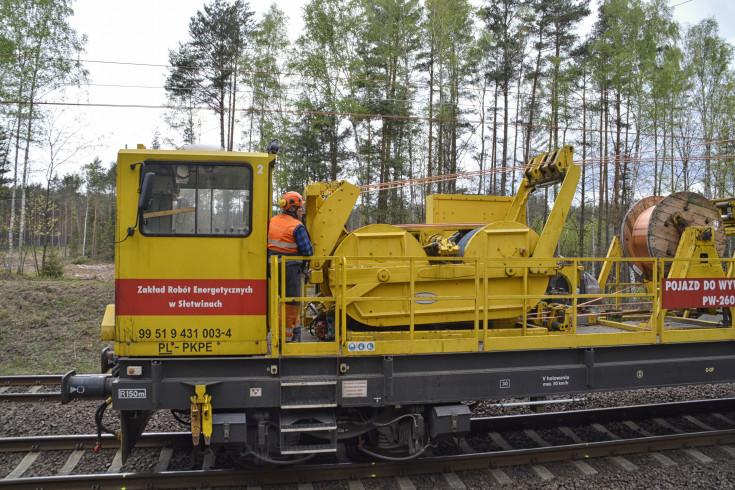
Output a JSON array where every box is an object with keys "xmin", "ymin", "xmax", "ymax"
[{"xmin": 63, "ymin": 144, "xmax": 735, "ymax": 464}]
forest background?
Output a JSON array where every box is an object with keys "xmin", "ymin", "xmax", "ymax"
[{"xmin": 1, "ymin": 0, "xmax": 734, "ymax": 277}]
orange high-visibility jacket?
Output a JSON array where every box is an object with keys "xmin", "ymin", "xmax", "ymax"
[{"xmin": 267, "ymin": 213, "xmax": 301, "ymax": 254}]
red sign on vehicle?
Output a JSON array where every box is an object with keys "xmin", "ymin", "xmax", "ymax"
[
  {"xmin": 116, "ymin": 279, "xmax": 266, "ymax": 316},
  {"xmin": 661, "ymin": 278, "xmax": 735, "ymax": 309}
]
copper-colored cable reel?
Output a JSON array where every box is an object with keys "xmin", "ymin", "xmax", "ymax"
[{"xmin": 621, "ymin": 191, "xmax": 726, "ymax": 279}]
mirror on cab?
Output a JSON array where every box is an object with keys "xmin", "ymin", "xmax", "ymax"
[{"xmin": 138, "ymin": 172, "xmax": 155, "ymax": 211}]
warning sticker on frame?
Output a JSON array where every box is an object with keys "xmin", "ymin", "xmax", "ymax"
[
  {"xmin": 342, "ymin": 380, "xmax": 368, "ymax": 398},
  {"xmin": 347, "ymin": 342, "xmax": 375, "ymax": 352}
]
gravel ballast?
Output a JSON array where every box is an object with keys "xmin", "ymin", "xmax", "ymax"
[{"xmin": 1, "ymin": 384, "xmax": 734, "ymax": 487}]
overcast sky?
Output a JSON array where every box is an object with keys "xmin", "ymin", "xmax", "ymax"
[{"xmin": 53, "ymin": 0, "xmax": 735, "ymax": 180}]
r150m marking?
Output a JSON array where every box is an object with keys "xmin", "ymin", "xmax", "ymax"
[{"xmin": 118, "ymin": 389, "xmax": 147, "ymax": 399}]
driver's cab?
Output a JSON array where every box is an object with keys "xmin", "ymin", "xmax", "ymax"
[{"xmin": 111, "ymin": 145, "xmax": 274, "ymax": 357}]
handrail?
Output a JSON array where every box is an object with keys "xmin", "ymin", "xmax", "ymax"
[{"xmin": 268, "ymin": 254, "xmax": 735, "ymax": 357}]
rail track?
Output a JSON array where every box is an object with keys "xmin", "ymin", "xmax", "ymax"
[
  {"xmin": 0, "ymin": 375, "xmax": 61, "ymax": 403},
  {"xmin": 2, "ymin": 398, "xmax": 735, "ymax": 488}
]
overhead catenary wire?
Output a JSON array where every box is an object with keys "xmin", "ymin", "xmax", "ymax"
[
  {"xmin": 359, "ymin": 138, "xmax": 735, "ymax": 193},
  {"xmin": 3, "ymin": 50, "xmax": 733, "ymax": 199},
  {"xmin": 2, "ymin": 142, "xmax": 732, "ymax": 204},
  {"xmin": 2, "ymin": 97, "xmax": 732, "ymax": 145},
  {"xmin": 3, "ymin": 52, "xmax": 735, "ymax": 121},
  {"xmin": 1, "ymin": 95, "xmax": 731, "ymax": 199},
  {"xmin": 3, "ymin": 54, "xmax": 733, "ymax": 148}
]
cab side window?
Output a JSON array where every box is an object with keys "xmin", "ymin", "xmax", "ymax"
[{"xmin": 141, "ymin": 162, "xmax": 252, "ymax": 237}]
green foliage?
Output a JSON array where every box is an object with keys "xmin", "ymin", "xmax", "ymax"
[
  {"xmin": 97, "ymin": 209, "xmax": 115, "ymax": 261},
  {"xmin": 288, "ymin": 0, "xmax": 360, "ymax": 184},
  {"xmin": 164, "ymin": 42, "xmax": 203, "ymax": 147},
  {"xmin": 41, "ymin": 247, "xmax": 63, "ymax": 278},
  {"xmin": 684, "ymin": 18, "xmax": 734, "ymax": 196},
  {"xmin": 0, "ymin": 0, "xmax": 87, "ymax": 274},
  {"xmin": 1, "ymin": 0, "xmax": 732, "ymax": 269},
  {"xmin": 0, "ymin": 126, "xmax": 10, "ymax": 192},
  {"xmin": 165, "ymin": 0, "xmax": 255, "ymax": 150},
  {"xmin": 81, "ymin": 157, "xmax": 115, "ymax": 261},
  {"xmin": 151, "ymin": 130, "xmax": 161, "ymax": 150},
  {"xmin": 240, "ymin": 4, "xmax": 291, "ymax": 152}
]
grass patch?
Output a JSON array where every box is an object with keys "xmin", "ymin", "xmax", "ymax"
[{"xmin": 0, "ymin": 274, "xmax": 113, "ymax": 375}]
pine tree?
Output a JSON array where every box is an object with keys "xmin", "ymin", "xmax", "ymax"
[
  {"xmin": 165, "ymin": 0, "xmax": 255, "ymax": 150},
  {"xmin": 360, "ymin": 0, "xmax": 422, "ymax": 222},
  {"xmin": 480, "ymin": 0, "xmax": 525, "ymax": 196},
  {"xmin": 287, "ymin": 0, "xmax": 361, "ymax": 188}
]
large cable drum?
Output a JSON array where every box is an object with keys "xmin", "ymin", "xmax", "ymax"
[
  {"xmin": 328, "ymin": 222, "xmax": 548, "ymax": 327},
  {"xmin": 621, "ymin": 191, "xmax": 726, "ymax": 279}
]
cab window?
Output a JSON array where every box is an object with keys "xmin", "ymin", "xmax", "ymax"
[{"xmin": 140, "ymin": 162, "xmax": 252, "ymax": 237}]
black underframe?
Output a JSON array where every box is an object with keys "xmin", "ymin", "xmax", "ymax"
[{"xmin": 112, "ymin": 341, "xmax": 735, "ymax": 412}]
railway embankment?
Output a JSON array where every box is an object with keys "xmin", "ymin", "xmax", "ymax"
[{"xmin": 0, "ymin": 264, "xmax": 113, "ymax": 375}]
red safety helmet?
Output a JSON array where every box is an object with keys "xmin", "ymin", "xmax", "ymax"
[{"xmin": 278, "ymin": 191, "xmax": 304, "ymax": 210}]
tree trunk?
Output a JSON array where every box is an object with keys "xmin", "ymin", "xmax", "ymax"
[
  {"xmin": 478, "ymin": 83, "xmax": 487, "ymax": 194},
  {"xmin": 41, "ymin": 182, "xmax": 52, "ymax": 276},
  {"xmin": 525, "ymin": 31, "xmax": 544, "ymax": 166},
  {"xmin": 511, "ymin": 55, "xmax": 524, "ymax": 192},
  {"xmin": 427, "ymin": 53, "xmax": 434, "ymax": 197},
  {"xmin": 6, "ymin": 99, "xmax": 23, "ymax": 273},
  {"xmin": 501, "ymin": 81, "xmax": 509, "ymax": 196},
  {"xmin": 92, "ymin": 195, "xmax": 98, "ymax": 260},
  {"xmin": 16, "ymin": 97, "xmax": 36, "ymax": 275},
  {"xmin": 595, "ymin": 86, "xmax": 604, "ymax": 262},
  {"xmin": 82, "ymin": 193, "xmax": 89, "ymax": 257},
  {"xmin": 219, "ymin": 89, "xmax": 226, "ymax": 150},
  {"xmin": 228, "ymin": 66, "xmax": 237, "ymax": 151},
  {"xmin": 491, "ymin": 82, "xmax": 499, "ymax": 194},
  {"xmin": 578, "ymin": 67, "xmax": 587, "ymax": 258},
  {"xmin": 612, "ymin": 90, "xmax": 621, "ymax": 236}
]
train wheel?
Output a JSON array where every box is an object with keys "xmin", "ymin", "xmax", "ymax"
[{"xmin": 358, "ymin": 413, "xmax": 429, "ymax": 461}]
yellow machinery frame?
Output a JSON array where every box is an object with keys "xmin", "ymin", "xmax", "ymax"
[
  {"xmin": 269, "ymin": 252, "xmax": 735, "ymax": 357},
  {"xmin": 106, "ymin": 145, "xmax": 735, "ymax": 360}
]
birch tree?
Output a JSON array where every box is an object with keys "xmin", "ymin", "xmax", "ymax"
[
  {"xmin": 289, "ymin": 0, "xmax": 361, "ymax": 184},
  {"xmin": 241, "ymin": 4, "xmax": 290, "ymax": 152},
  {"xmin": 38, "ymin": 109, "xmax": 97, "ymax": 275},
  {"xmin": 684, "ymin": 19, "xmax": 733, "ymax": 198},
  {"xmin": 0, "ymin": 0, "xmax": 86, "ymax": 273}
]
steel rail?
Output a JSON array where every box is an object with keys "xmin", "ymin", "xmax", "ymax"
[
  {"xmin": 3, "ymin": 397, "xmax": 729, "ymax": 451},
  {"xmin": 0, "ymin": 375, "xmax": 62, "ymax": 386},
  {"xmin": 471, "ymin": 397, "xmax": 735, "ymax": 432},
  {"xmin": 2, "ymin": 429, "xmax": 735, "ymax": 489},
  {"xmin": 0, "ymin": 432, "xmax": 190, "ymax": 453},
  {"xmin": 0, "ymin": 392, "xmax": 61, "ymax": 403},
  {"xmin": 1, "ymin": 397, "xmax": 734, "ymax": 488}
]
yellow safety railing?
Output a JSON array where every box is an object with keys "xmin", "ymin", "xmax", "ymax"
[{"xmin": 268, "ymin": 254, "xmax": 735, "ymax": 357}]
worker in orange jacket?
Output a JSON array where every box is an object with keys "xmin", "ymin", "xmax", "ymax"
[{"xmin": 267, "ymin": 191, "xmax": 313, "ymax": 342}]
